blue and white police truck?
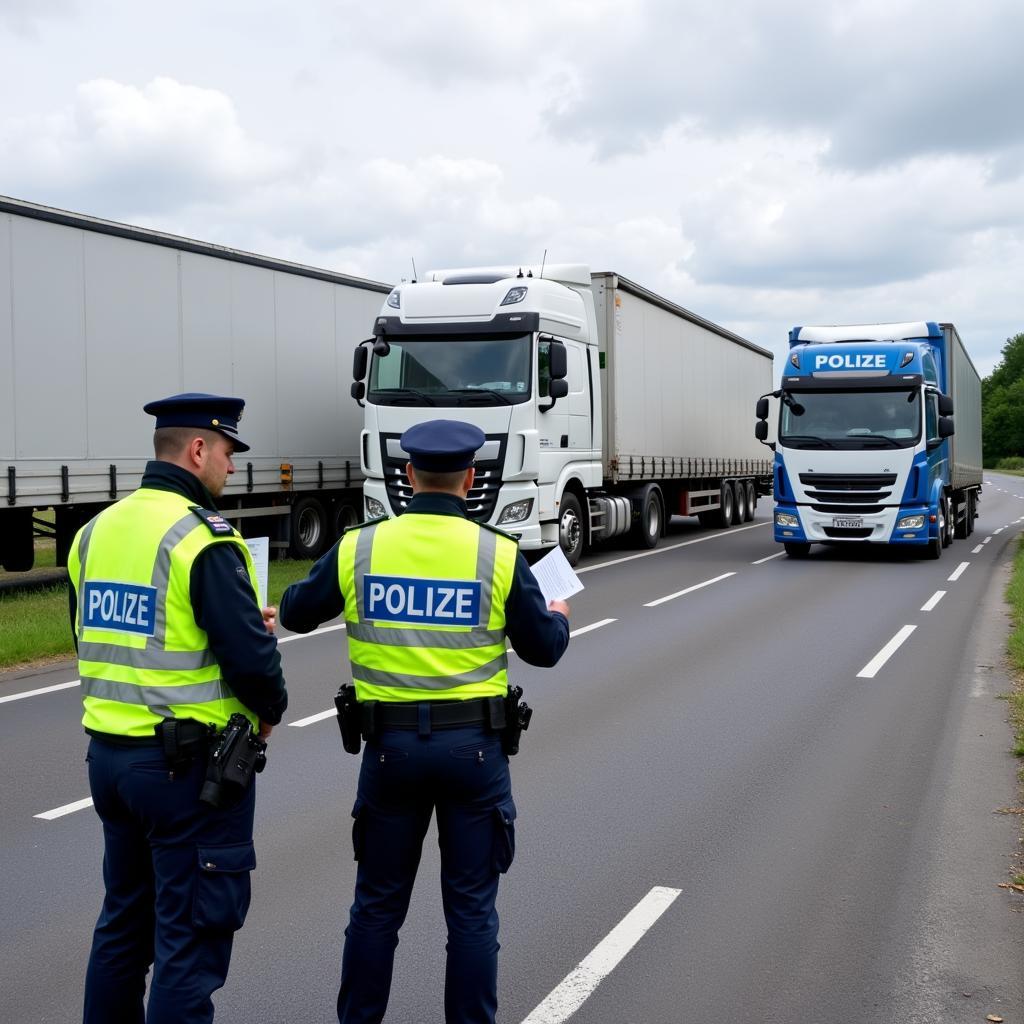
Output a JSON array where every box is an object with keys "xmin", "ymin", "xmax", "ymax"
[{"xmin": 753, "ymin": 322, "xmax": 983, "ymax": 559}]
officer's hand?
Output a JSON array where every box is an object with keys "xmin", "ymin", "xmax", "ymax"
[
  {"xmin": 548, "ymin": 599, "xmax": 570, "ymax": 620},
  {"xmin": 259, "ymin": 720, "xmax": 273, "ymax": 739},
  {"xmin": 262, "ymin": 606, "xmax": 277, "ymax": 634}
]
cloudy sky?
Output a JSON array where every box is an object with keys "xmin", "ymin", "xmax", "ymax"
[{"xmin": 1, "ymin": 0, "xmax": 1021, "ymax": 377}]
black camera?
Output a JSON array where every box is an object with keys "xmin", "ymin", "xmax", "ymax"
[{"xmin": 199, "ymin": 713, "xmax": 267, "ymax": 809}]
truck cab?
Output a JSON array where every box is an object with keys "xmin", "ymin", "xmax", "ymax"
[{"xmin": 352, "ymin": 265, "xmax": 602, "ymax": 554}]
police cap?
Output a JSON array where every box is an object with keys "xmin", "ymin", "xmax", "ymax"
[
  {"xmin": 143, "ymin": 393, "xmax": 251, "ymax": 453},
  {"xmin": 401, "ymin": 419, "xmax": 485, "ymax": 472}
]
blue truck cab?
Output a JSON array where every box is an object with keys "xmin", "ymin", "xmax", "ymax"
[{"xmin": 754, "ymin": 321, "xmax": 983, "ymax": 559}]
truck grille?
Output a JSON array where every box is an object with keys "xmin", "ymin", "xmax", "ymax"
[
  {"xmin": 799, "ymin": 472, "xmax": 896, "ymax": 513},
  {"xmin": 379, "ymin": 433, "xmax": 506, "ymax": 523}
]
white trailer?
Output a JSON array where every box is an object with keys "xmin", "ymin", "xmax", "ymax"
[
  {"xmin": 353, "ymin": 264, "xmax": 773, "ymax": 563},
  {"xmin": 0, "ymin": 196, "xmax": 391, "ymax": 571}
]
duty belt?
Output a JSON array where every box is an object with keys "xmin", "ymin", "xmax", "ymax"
[{"xmin": 360, "ymin": 697, "xmax": 507, "ymax": 734}]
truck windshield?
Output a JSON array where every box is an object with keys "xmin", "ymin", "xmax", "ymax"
[
  {"xmin": 780, "ymin": 388, "xmax": 921, "ymax": 449},
  {"xmin": 368, "ymin": 334, "xmax": 531, "ymax": 406}
]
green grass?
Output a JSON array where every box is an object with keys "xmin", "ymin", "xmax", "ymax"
[{"xmin": 0, "ymin": 558, "xmax": 318, "ymax": 672}]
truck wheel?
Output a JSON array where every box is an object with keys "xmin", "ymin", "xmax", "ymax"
[
  {"xmin": 715, "ymin": 483, "xmax": 735, "ymax": 528},
  {"xmin": 732, "ymin": 482, "xmax": 747, "ymax": 524},
  {"xmin": 953, "ymin": 496, "xmax": 969, "ymax": 539},
  {"xmin": 558, "ymin": 492, "xmax": 585, "ymax": 566},
  {"xmin": 784, "ymin": 542, "xmax": 810, "ymax": 558},
  {"xmin": 941, "ymin": 496, "xmax": 953, "ymax": 548},
  {"xmin": 632, "ymin": 486, "xmax": 663, "ymax": 550},
  {"xmin": 924, "ymin": 534, "xmax": 942, "ymax": 559},
  {"xmin": 290, "ymin": 497, "xmax": 328, "ymax": 560},
  {"xmin": 744, "ymin": 481, "xmax": 757, "ymax": 521},
  {"xmin": 966, "ymin": 492, "xmax": 976, "ymax": 536},
  {"xmin": 333, "ymin": 501, "xmax": 360, "ymax": 540}
]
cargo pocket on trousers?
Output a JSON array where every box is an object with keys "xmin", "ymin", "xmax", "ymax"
[
  {"xmin": 491, "ymin": 799, "xmax": 517, "ymax": 874},
  {"xmin": 351, "ymin": 799, "xmax": 367, "ymax": 862},
  {"xmin": 193, "ymin": 841, "xmax": 256, "ymax": 931}
]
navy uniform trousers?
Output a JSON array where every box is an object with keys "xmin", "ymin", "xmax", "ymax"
[
  {"xmin": 83, "ymin": 736, "xmax": 256, "ymax": 1024},
  {"xmin": 337, "ymin": 720, "xmax": 517, "ymax": 1024}
]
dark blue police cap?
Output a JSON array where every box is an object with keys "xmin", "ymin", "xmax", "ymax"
[
  {"xmin": 143, "ymin": 392, "xmax": 250, "ymax": 453},
  {"xmin": 401, "ymin": 419, "xmax": 485, "ymax": 472}
]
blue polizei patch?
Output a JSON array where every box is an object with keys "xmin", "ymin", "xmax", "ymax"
[
  {"xmin": 82, "ymin": 580, "xmax": 158, "ymax": 636},
  {"xmin": 363, "ymin": 574, "xmax": 482, "ymax": 626}
]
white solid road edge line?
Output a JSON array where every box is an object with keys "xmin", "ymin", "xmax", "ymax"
[
  {"xmin": 520, "ymin": 886, "xmax": 682, "ymax": 1024},
  {"xmin": 0, "ymin": 679, "xmax": 80, "ymax": 705},
  {"xmin": 290, "ymin": 619, "xmax": 618, "ymax": 728},
  {"xmin": 35, "ymin": 796, "xmax": 94, "ymax": 821},
  {"xmin": 645, "ymin": 572, "xmax": 736, "ymax": 608},
  {"xmin": 947, "ymin": 561, "xmax": 970, "ymax": 582},
  {"xmin": 921, "ymin": 591, "xmax": 946, "ymax": 612},
  {"xmin": 857, "ymin": 625, "xmax": 917, "ymax": 679}
]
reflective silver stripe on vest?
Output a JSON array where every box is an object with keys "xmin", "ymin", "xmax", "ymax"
[
  {"xmin": 349, "ymin": 652, "xmax": 509, "ymax": 690},
  {"xmin": 352, "ymin": 523, "xmax": 379, "ymax": 621},
  {"xmin": 345, "ymin": 622, "xmax": 505, "ymax": 649},
  {"xmin": 81, "ymin": 676, "xmax": 232, "ymax": 706},
  {"xmin": 76, "ymin": 642, "xmax": 217, "ymax": 671},
  {"xmin": 148, "ymin": 511, "xmax": 205, "ymax": 651},
  {"xmin": 474, "ymin": 526, "xmax": 497, "ymax": 626},
  {"xmin": 75, "ymin": 519, "xmax": 98, "ymax": 634}
]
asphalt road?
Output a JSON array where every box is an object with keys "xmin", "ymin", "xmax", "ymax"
[{"xmin": 3, "ymin": 475, "xmax": 1024, "ymax": 1023}]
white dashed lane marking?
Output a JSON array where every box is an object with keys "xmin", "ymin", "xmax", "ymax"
[
  {"xmin": 520, "ymin": 886, "xmax": 682, "ymax": 1024},
  {"xmin": 857, "ymin": 625, "xmax": 917, "ymax": 679},
  {"xmin": 947, "ymin": 562, "xmax": 970, "ymax": 582},
  {"xmin": 921, "ymin": 591, "xmax": 946, "ymax": 612},
  {"xmin": 35, "ymin": 797, "xmax": 94, "ymax": 821},
  {"xmin": 752, "ymin": 551, "xmax": 785, "ymax": 564},
  {"xmin": 644, "ymin": 573, "xmax": 736, "ymax": 608}
]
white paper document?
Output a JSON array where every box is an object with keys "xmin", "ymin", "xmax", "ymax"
[
  {"xmin": 245, "ymin": 536, "xmax": 270, "ymax": 609},
  {"xmin": 529, "ymin": 545, "xmax": 585, "ymax": 604}
]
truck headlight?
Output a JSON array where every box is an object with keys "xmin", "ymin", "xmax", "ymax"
[
  {"xmin": 896, "ymin": 514, "xmax": 925, "ymax": 530},
  {"xmin": 366, "ymin": 496, "xmax": 387, "ymax": 518},
  {"xmin": 497, "ymin": 498, "xmax": 533, "ymax": 525},
  {"xmin": 775, "ymin": 512, "xmax": 800, "ymax": 528}
]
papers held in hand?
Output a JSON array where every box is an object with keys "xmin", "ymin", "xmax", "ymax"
[{"xmin": 529, "ymin": 545, "xmax": 584, "ymax": 604}]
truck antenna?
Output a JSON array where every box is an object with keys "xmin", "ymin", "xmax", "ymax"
[
  {"xmin": 539, "ymin": 249, "xmax": 547, "ymax": 279},
  {"xmin": 410, "ymin": 257, "xmax": 418, "ymax": 283}
]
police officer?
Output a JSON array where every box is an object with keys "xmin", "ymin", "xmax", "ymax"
[
  {"xmin": 68, "ymin": 393, "xmax": 287, "ymax": 1024},
  {"xmin": 280, "ymin": 419, "xmax": 570, "ymax": 1024}
]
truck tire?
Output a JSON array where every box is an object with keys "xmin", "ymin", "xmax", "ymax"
[
  {"xmin": 953, "ymin": 495, "xmax": 969, "ymax": 539},
  {"xmin": 924, "ymin": 534, "xmax": 942, "ymax": 559},
  {"xmin": 966, "ymin": 491, "xmax": 976, "ymax": 536},
  {"xmin": 0, "ymin": 509, "xmax": 35, "ymax": 571},
  {"xmin": 631, "ymin": 486, "xmax": 663, "ymax": 550},
  {"xmin": 784, "ymin": 541, "xmax": 810, "ymax": 558},
  {"xmin": 558, "ymin": 492, "xmax": 585, "ymax": 567},
  {"xmin": 941, "ymin": 495, "xmax": 953, "ymax": 548},
  {"xmin": 715, "ymin": 482, "xmax": 735, "ymax": 528},
  {"xmin": 732, "ymin": 482, "xmax": 747, "ymax": 524},
  {"xmin": 333, "ymin": 501, "xmax": 360, "ymax": 540},
  {"xmin": 290, "ymin": 497, "xmax": 328, "ymax": 560},
  {"xmin": 744, "ymin": 481, "xmax": 756, "ymax": 521}
]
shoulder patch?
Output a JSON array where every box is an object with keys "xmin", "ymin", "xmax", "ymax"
[
  {"xmin": 479, "ymin": 521, "xmax": 519, "ymax": 544},
  {"xmin": 344, "ymin": 515, "xmax": 388, "ymax": 536},
  {"xmin": 189, "ymin": 505, "xmax": 236, "ymax": 536}
]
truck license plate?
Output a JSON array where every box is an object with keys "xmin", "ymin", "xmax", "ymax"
[{"xmin": 832, "ymin": 516, "xmax": 864, "ymax": 529}]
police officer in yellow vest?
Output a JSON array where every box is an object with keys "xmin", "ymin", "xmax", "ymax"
[
  {"xmin": 280, "ymin": 419, "xmax": 570, "ymax": 1024},
  {"xmin": 68, "ymin": 393, "xmax": 287, "ymax": 1024}
]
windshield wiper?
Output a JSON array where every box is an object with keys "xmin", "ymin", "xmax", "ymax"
[
  {"xmin": 371, "ymin": 387, "xmax": 437, "ymax": 406},
  {"xmin": 781, "ymin": 434, "xmax": 835, "ymax": 449},
  {"xmin": 448, "ymin": 388, "xmax": 513, "ymax": 406},
  {"xmin": 857, "ymin": 434, "xmax": 903, "ymax": 447}
]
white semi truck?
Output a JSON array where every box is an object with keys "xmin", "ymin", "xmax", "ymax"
[
  {"xmin": 0, "ymin": 196, "xmax": 390, "ymax": 571},
  {"xmin": 351, "ymin": 264, "xmax": 773, "ymax": 563}
]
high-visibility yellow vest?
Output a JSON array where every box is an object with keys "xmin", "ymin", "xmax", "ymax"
[
  {"xmin": 338, "ymin": 513, "xmax": 517, "ymax": 702},
  {"xmin": 68, "ymin": 487, "xmax": 259, "ymax": 736}
]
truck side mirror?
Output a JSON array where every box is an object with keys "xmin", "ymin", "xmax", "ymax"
[
  {"xmin": 353, "ymin": 344, "xmax": 368, "ymax": 381},
  {"xmin": 754, "ymin": 420, "xmax": 768, "ymax": 441},
  {"xmin": 549, "ymin": 379, "xmax": 568, "ymax": 399},
  {"xmin": 937, "ymin": 393, "xmax": 954, "ymax": 416},
  {"xmin": 351, "ymin": 381, "xmax": 365, "ymax": 402},
  {"xmin": 938, "ymin": 416, "xmax": 955, "ymax": 438},
  {"xmin": 549, "ymin": 341, "xmax": 568, "ymax": 380},
  {"xmin": 755, "ymin": 397, "xmax": 770, "ymax": 420}
]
